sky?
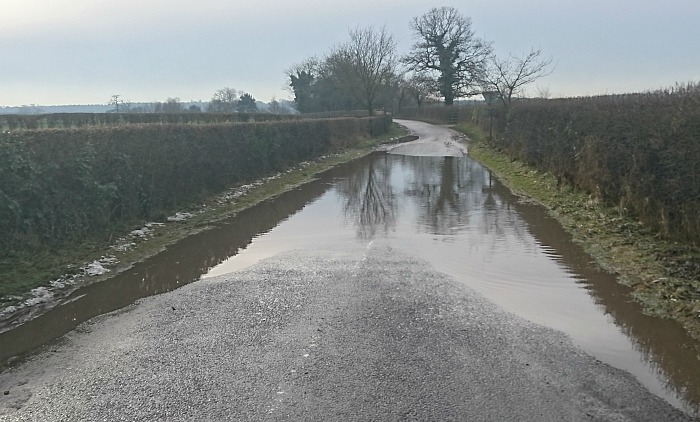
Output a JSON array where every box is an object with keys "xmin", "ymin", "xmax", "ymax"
[{"xmin": 1, "ymin": 0, "xmax": 699, "ymax": 106}]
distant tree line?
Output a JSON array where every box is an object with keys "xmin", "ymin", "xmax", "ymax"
[
  {"xmin": 105, "ymin": 91, "xmax": 294, "ymax": 115},
  {"xmin": 0, "ymin": 112, "xmax": 303, "ymax": 131},
  {"xmin": 3, "ymin": 8, "xmax": 552, "ymax": 119},
  {"xmin": 286, "ymin": 6, "xmax": 552, "ymax": 115}
]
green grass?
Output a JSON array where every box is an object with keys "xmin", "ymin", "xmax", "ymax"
[{"xmin": 456, "ymin": 122, "xmax": 700, "ymax": 342}]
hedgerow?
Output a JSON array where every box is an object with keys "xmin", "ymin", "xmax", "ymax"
[
  {"xmin": 0, "ymin": 112, "xmax": 301, "ymax": 130},
  {"xmin": 501, "ymin": 85, "xmax": 700, "ymax": 243},
  {"xmin": 0, "ymin": 116, "xmax": 390, "ymax": 258}
]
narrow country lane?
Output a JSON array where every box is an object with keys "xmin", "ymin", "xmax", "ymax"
[
  {"xmin": 388, "ymin": 120, "xmax": 468, "ymax": 157},
  {"xmin": 0, "ymin": 121, "xmax": 695, "ymax": 421}
]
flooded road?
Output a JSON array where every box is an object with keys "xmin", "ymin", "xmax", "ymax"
[
  {"xmin": 207, "ymin": 152, "xmax": 700, "ymax": 416},
  {"xmin": 1, "ymin": 122, "xmax": 699, "ymax": 418}
]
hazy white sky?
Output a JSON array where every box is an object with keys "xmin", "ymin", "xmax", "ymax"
[{"xmin": 1, "ymin": 0, "xmax": 699, "ymax": 106}]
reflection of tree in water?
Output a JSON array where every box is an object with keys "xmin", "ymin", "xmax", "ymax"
[
  {"xmin": 404, "ymin": 156, "xmax": 476, "ymax": 235},
  {"xmin": 403, "ymin": 156, "xmax": 530, "ymax": 251},
  {"xmin": 429, "ymin": 157, "xmax": 459, "ymax": 232},
  {"xmin": 336, "ymin": 154, "xmax": 396, "ymax": 239},
  {"xmin": 480, "ymin": 170, "xmax": 510, "ymax": 239},
  {"xmin": 474, "ymin": 166, "xmax": 535, "ymax": 259}
]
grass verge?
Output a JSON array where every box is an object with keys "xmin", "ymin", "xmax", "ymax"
[
  {"xmin": 0, "ymin": 123, "xmax": 406, "ymax": 313},
  {"xmin": 455, "ymin": 122, "xmax": 700, "ymax": 342}
]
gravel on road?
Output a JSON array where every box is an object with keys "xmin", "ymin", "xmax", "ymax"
[{"xmin": 0, "ymin": 241, "xmax": 691, "ymax": 421}]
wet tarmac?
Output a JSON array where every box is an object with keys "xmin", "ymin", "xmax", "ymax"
[{"xmin": 1, "ymin": 121, "xmax": 699, "ymax": 417}]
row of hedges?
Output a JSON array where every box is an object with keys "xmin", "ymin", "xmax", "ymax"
[
  {"xmin": 402, "ymin": 84, "xmax": 700, "ymax": 244},
  {"xmin": 0, "ymin": 116, "xmax": 391, "ymax": 257},
  {"xmin": 498, "ymin": 85, "xmax": 700, "ymax": 243},
  {"xmin": 0, "ymin": 112, "xmax": 303, "ymax": 130}
]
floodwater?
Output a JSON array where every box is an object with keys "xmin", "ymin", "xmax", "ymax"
[{"xmin": 1, "ymin": 152, "xmax": 699, "ymax": 416}]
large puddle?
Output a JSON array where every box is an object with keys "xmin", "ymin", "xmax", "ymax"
[{"xmin": 1, "ymin": 153, "xmax": 699, "ymax": 416}]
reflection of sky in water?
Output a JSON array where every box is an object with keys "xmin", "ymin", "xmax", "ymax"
[{"xmin": 207, "ymin": 153, "xmax": 698, "ymax": 415}]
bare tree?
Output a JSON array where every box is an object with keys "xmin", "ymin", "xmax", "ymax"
[
  {"xmin": 535, "ymin": 85, "xmax": 552, "ymax": 99},
  {"xmin": 403, "ymin": 7, "xmax": 492, "ymax": 105},
  {"xmin": 284, "ymin": 27, "xmax": 398, "ymax": 114},
  {"xmin": 482, "ymin": 48, "xmax": 554, "ymax": 111},
  {"xmin": 330, "ymin": 25, "xmax": 398, "ymax": 115},
  {"xmin": 406, "ymin": 73, "xmax": 439, "ymax": 108},
  {"xmin": 208, "ymin": 87, "xmax": 239, "ymax": 113}
]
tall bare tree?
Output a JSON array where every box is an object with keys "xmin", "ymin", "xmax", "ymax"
[
  {"xmin": 482, "ymin": 48, "xmax": 554, "ymax": 112},
  {"xmin": 331, "ymin": 25, "xmax": 398, "ymax": 115},
  {"xmin": 403, "ymin": 7, "xmax": 492, "ymax": 105}
]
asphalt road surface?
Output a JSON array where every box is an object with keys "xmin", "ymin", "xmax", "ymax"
[
  {"xmin": 0, "ymin": 242, "xmax": 692, "ymax": 421},
  {"xmin": 388, "ymin": 119, "xmax": 468, "ymax": 157},
  {"xmin": 0, "ymin": 122, "xmax": 694, "ymax": 421}
]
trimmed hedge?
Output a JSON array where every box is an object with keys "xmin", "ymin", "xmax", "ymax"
[
  {"xmin": 500, "ymin": 86, "xmax": 700, "ymax": 243},
  {"xmin": 0, "ymin": 116, "xmax": 391, "ymax": 257},
  {"xmin": 0, "ymin": 112, "xmax": 303, "ymax": 130}
]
